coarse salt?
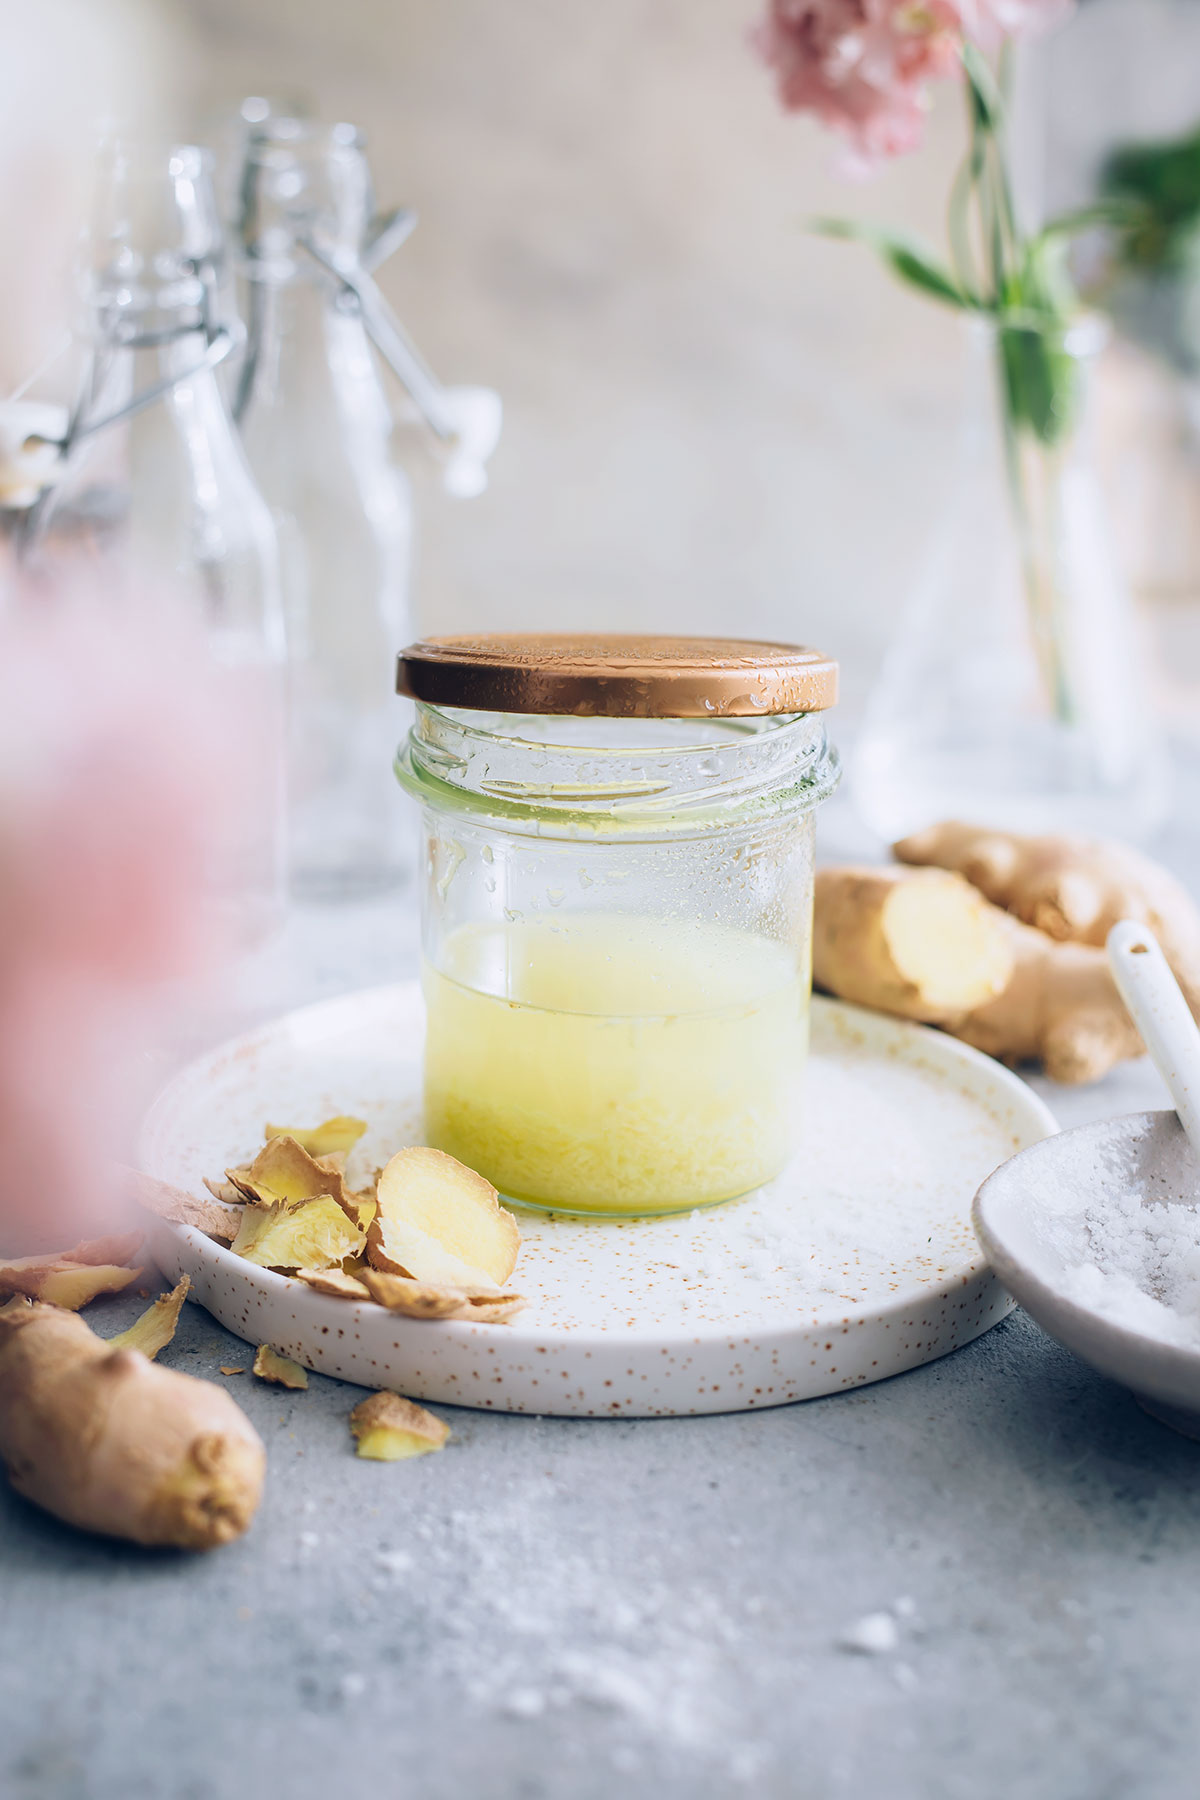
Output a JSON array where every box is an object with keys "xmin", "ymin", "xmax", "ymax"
[{"xmin": 1059, "ymin": 1183, "xmax": 1200, "ymax": 1349}]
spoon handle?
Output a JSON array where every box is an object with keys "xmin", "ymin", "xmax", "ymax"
[{"xmin": 1108, "ymin": 919, "xmax": 1200, "ymax": 1153}]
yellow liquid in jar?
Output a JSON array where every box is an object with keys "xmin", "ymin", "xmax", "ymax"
[{"xmin": 422, "ymin": 914, "xmax": 806, "ymax": 1216}]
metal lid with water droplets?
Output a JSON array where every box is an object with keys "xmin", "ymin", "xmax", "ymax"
[{"xmin": 396, "ymin": 633, "xmax": 838, "ymax": 719}]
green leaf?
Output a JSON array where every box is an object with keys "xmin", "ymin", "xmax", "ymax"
[
  {"xmin": 998, "ymin": 325, "xmax": 1081, "ymax": 447},
  {"xmin": 961, "ymin": 43, "xmax": 1003, "ymax": 134},
  {"xmin": 1014, "ymin": 233, "xmax": 1075, "ymax": 321},
  {"xmin": 1036, "ymin": 198, "xmax": 1142, "ymax": 243},
  {"xmin": 808, "ymin": 218, "xmax": 971, "ymax": 310}
]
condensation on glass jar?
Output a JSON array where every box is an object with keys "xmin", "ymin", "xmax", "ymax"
[{"xmin": 395, "ymin": 635, "xmax": 840, "ymax": 1218}]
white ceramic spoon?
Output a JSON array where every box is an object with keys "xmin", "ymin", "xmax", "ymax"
[{"xmin": 1107, "ymin": 919, "xmax": 1200, "ymax": 1153}]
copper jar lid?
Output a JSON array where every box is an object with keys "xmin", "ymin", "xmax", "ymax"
[{"xmin": 396, "ymin": 633, "xmax": 837, "ymax": 719}]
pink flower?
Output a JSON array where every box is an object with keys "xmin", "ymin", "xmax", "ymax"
[
  {"xmin": 755, "ymin": 1, "xmax": 963, "ymax": 162},
  {"xmin": 755, "ymin": 0, "xmax": 1072, "ymax": 161}
]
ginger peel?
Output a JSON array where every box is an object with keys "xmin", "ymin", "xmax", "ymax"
[
  {"xmin": 252, "ymin": 1343, "xmax": 308, "ymax": 1389},
  {"xmin": 230, "ymin": 1196, "xmax": 365, "ymax": 1271},
  {"xmin": 147, "ymin": 1122, "xmax": 525, "ymax": 1324},
  {"xmin": 227, "ymin": 1134, "xmax": 357, "ymax": 1223},
  {"xmin": 362, "ymin": 1266, "xmax": 527, "ymax": 1323},
  {"xmin": 107, "ymin": 1276, "xmax": 190, "ymax": 1360},
  {"xmin": 294, "ymin": 1266, "xmax": 371, "ymax": 1302},
  {"xmin": 0, "ymin": 1233, "xmax": 145, "ymax": 1310},
  {"xmin": 368, "ymin": 1147, "xmax": 519, "ymax": 1289},
  {"xmin": 263, "ymin": 1115, "xmax": 367, "ymax": 1163},
  {"xmin": 349, "ymin": 1390, "xmax": 449, "ymax": 1461},
  {"xmin": 128, "ymin": 1168, "xmax": 241, "ymax": 1242}
]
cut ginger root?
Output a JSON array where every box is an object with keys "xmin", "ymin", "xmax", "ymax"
[
  {"xmin": 814, "ymin": 862, "xmax": 1144, "ymax": 1083},
  {"xmin": 349, "ymin": 1390, "xmax": 449, "ymax": 1461},
  {"xmin": 252, "ymin": 1344, "xmax": 308, "ymax": 1389},
  {"xmin": 366, "ymin": 1147, "xmax": 520, "ymax": 1291},
  {"xmin": 813, "ymin": 866, "xmax": 1014, "ymax": 1024},
  {"xmin": 0, "ymin": 1297, "xmax": 264, "ymax": 1548},
  {"xmin": 0, "ymin": 1232, "xmax": 145, "ymax": 1310},
  {"xmin": 107, "ymin": 1276, "xmax": 191, "ymax": 1361},
  {"xmin": 894, "ymin": 822, "xmax": 1200, "ymax": 1018}
]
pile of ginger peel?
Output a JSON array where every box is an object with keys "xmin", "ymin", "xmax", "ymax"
[
  {"xmin": 815, "ymin": 822, "xmax": 1200, "ymax": 1084},
  {"xmin": 0, "ymin": 1123, "xmax": 526, "ymax": 1550}
]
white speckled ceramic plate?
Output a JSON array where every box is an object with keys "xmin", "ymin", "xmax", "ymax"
[{"xmin": 138, "ymin": 985, "xmax": 1055, "ymax": 1417}]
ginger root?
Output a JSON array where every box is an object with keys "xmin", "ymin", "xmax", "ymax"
[
  {"xmin": 0, "ymin": 1298, "xmax": 264, "ymax": 1548},
  {"xmin": 950, "ymin": 910, "xmax": 1143, "ymax": 1083},
  {"xmin": 813, "ymin": 866, "xmax": 1014, "ymax": 1023},
  {"xmin": 814, "ymin": 862, "xmax": 1143, "ymax": 1083},
  {"xmin": 895, "ymin": 822, "xmax": 1200, "ymax": 1017}
]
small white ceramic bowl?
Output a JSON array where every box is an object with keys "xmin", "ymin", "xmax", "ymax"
[{"xmin": 974, "ymin": 1110, "xmax": 1200, "ymax": 1435}]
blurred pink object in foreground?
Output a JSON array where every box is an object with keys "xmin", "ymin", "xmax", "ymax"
[
  {"xmin": 0, "ymin": 584, "xmax": 244, "ymax": 1250},
  {"xmin": 754, "ymin": 0, "xmax": 1072, "ymax": 163}
]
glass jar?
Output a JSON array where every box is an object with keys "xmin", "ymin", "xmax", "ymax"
[{"xmin": 395, "ymin": 634, "xmax": 839, "ymax": 1218}]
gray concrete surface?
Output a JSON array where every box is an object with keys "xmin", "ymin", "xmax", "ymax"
[
  {"xmin": 2, "ymin": 782, "xmax": 1199, "ymax": 1800},
  {"xmin": 3, "ymin": 1304, "xmax": 1198, "ymax": 1800}
]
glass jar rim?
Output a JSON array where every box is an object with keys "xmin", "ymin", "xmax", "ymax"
[{"xmin": 396, "ymin": 702, "xmax": 841, "ymax": 840}]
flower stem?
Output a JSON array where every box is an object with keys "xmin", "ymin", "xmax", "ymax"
[{"xmin": 958, "ymin": 45, "xmax": 1077, "ymax": 728}]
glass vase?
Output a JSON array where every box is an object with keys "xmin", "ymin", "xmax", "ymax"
[{"xmin": 851, "ymin": 317, "xmax": 1170, "ymax": 844}]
